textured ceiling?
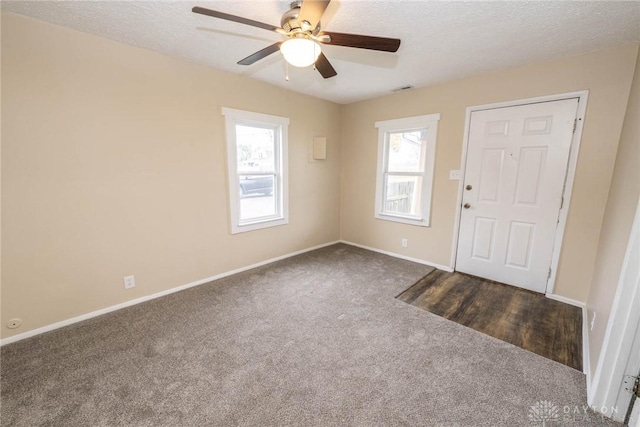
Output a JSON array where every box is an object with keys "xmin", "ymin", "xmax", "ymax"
[{"xmin": 2, "ymin": 1, "xmax": 640, "ymax": 104}]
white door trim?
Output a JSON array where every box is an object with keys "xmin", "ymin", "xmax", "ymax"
[
  {"xmin": 588, "ymin": 198, "xmax": 640, "ymax": 422},
  {"xmin": 449, "ymin": 91, "xmax": 589, "ymax": 295}
]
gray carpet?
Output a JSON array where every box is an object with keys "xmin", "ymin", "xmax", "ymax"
[{"xmin": 0, "ymin": 244, "xmax": 619, "ymax": 426}]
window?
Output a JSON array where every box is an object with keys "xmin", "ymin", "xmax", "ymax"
[
  {"xmin": 222, "ymin": 108, "xmax": 289, "ymax": 234},
  {"xmin": 374, "ymin": 114, "xmax": 440, "ymax": 227}
]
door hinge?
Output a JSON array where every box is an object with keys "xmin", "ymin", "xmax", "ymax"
[
  {"xmin": 623, "ymin": 375, "xmax": 640, "ymax": 398},
  {"xmin": 560, "ymin": 196, "xmax": 564, "ymax": 210},
  {"xmin": 548, "ymin": 268, "xmax": 552, "ymax": 280},
  {"xmin": 573, "ymin": 119, "xmax": 577, "ymax": 133}
]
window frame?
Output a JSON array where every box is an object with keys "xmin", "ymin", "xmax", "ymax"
[
  {"xmin": 222, "ymin": 107, "xmax": 289, "ymax": 234},
  {"xmin": 374, "ymin": 113, "xmax": 440, "ymax": 227}
]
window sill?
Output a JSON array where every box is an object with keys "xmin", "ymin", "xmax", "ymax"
[
  {"xmin": 231, "ymin": 217, "xmax": 288, "ymax": 234},
  {"xmin": 374, "ymin": 212, "xmax": 429, "ymax": 227}
]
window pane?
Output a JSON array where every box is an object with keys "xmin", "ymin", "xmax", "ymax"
[
  {"xmin": 236, "ymin": 125, "xmax": 275, "ymax": 173},
  {"xmin": 384, "ymin": 175, "xmax": 423, "ymax": 217},
  {"xmin": 387, "ymin": 130, "xmax": 427, "ymax": 173},
  {"xmin": 239, "ymin": 175, "xmax": 276, "ymax": 222}
]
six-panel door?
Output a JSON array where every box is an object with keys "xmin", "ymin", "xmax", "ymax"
[{"xmin": 456, "ymin": 98, "xmax": 579, "ymax": 293}]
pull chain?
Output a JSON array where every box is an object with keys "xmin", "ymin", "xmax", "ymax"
[{"xmin": 285, "ymin": 61, "xmax": 289, "ymax": 81}]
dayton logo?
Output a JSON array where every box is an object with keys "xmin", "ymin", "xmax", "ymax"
[{"xmin": 528, "ymin": 400, "xmax": 560, "ymax": 426}]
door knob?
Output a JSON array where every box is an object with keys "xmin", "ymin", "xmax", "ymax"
[
  {"xmin": 466, "ymin": 185, "xmax": 473, "ymax": 190},
  {"xmin": 463, "ymin": 203, "xmax": 471, "ymax": 209}
]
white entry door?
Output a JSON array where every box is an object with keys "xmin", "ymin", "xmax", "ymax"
[{"xmin": 456, "ymin": 98, "xmax": 579, "ymax": 293}]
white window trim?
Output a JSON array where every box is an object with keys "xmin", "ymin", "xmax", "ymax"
[
  {"xmin": 374, "ymin": 113, "xmax": 440, "ymax": 227},
  {"xmin": 222, "ymin": 107, "xmax": 289, "ymax": 234}
]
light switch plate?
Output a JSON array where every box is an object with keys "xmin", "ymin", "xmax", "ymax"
[{"xmin": 449, "ymin": 170, "xmax": 461, "ymax": 180}]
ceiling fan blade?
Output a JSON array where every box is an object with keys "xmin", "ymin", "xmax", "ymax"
[
  {"xmin": 315, "ymin": 52, "xmax": 337, "ymax": 79},
  {"xmin": 192, "ymin": 6, "xmax": 281, "ymax": 32},
  {"xmin": 319, "ymin": 31, "xmax": 401, "ymax": 52},
  {"xmin": 238, "ymin": 42, "xmax": 283, "ymax": 66},
  {"xmin": 299, "ymin": 0, "xmax": 331, "ymax": 31}
]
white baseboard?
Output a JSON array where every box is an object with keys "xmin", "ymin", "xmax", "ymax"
[
  {"xmin": 0, "ymin": 240, "xmax": 340, "ymax": 347},
  {"xmin": 339, "ymin": 240, "xmax": 454, "ymax": 272},
  {"xmin": 544, "ymin": 292, "xmax": 586, "ymax": 308}
]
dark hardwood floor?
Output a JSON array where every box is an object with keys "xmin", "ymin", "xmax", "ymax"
[{"xmin": 396, "ymin": 270, "xmax": 583, "ymax": 371}]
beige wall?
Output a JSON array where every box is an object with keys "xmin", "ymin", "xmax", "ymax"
[
  {"xmin": 0, "ymin": 13, "xmax": 342, "ymax": 339},
  {"xmin": 340, "ymin": 44, "xmax": 639, "ymax": 302},
  {"xmin": 586, "ymin": 47, "xmax": 640, "ymax": 378}
]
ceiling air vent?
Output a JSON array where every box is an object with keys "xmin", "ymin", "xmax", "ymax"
[{"xmin": 392, "ymin": 85, "xmax": 414, "ymax": 92}]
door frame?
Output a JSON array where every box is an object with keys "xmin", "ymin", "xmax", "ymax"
[
  {"xmin": 588, "ymin": 198, "xmax": 640, "ymax": 422},
  {"xmin": 449, "ymin": 90, "xmax": 589, "ymax": 295}
]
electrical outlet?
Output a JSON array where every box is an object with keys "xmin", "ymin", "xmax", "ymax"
[
  {"xmin": 590, "ymin": 312, "xmax": 597, "ymax": 331},
  {"xmin": 6, "ymin": 318, "xmax": 22, "ymax": 329},
  {"xmin": 124, "ymin": 275, "xmax": 136, "ymax": 290},
  {"xmin": 401, "ymin": 238, "xmax": 408, "ymax": 248}
]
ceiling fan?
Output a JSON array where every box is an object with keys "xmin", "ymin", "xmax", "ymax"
[{"xmin": 192, "ymin": 0, "xmax": 401, "ymax": 79}]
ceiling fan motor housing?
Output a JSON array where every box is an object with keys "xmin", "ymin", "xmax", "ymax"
[{"xmin": 281, "ymin": 1, "xmax": 319, "ymax": 34}]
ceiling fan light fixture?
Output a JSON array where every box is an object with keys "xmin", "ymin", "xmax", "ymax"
[{"xmin": 280, "ymin": 38, "xmax": 321, "ymax": 68}]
